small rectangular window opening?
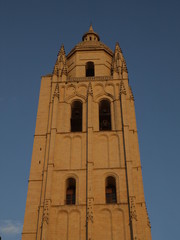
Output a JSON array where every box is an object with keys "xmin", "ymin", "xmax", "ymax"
[{"xmin": 86, "ymin": 61, "xmax": 94, "ymax": 77}]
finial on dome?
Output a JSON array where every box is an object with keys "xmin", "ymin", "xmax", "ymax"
[{"xmin": 89, "ymin": 24, "xmax": 93, "ymax": 32}]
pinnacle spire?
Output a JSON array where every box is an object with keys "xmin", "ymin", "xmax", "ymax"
[
  {"xmin": 115, "ymin": 42, "xmax": 122, "ymax": 53},
  {"xmin": 111, "ymin": 42, "xmax": 128, "ymax": 79},
  {"xmin": 53, "ymin": 44, "xmax": 67, "ymax": 77},
  {"xmin": 58, "ymin": 44, "xmax": 65, "ymax": 57},
  {"xmin": 89, "ymin": 24, "xmax": 94, "ymax": 32}
]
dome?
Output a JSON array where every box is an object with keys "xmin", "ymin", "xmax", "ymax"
[{"xmin": 67, "ymin": 25, "xmax": 113, "ymax": 59}]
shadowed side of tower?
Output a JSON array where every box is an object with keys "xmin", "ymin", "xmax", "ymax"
[{"xmin": 22, "ymin": 25, "xmax": 152, "ymax": 240}]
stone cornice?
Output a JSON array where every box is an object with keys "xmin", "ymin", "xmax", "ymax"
[{"xmin": 67, "ymin": 41, "xmax": 113, "ymax": 59}]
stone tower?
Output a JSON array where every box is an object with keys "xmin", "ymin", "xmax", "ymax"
[{"xmin": 22, "ymin": 26, "xmax": 152, "ymax": 240}]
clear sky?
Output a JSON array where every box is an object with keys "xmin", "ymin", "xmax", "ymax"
[{"xmin": 0, "ymin": 0, "xmax": 180, "ymax": 239}]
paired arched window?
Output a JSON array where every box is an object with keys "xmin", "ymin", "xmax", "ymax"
[
  {"xmin": 65, "ymin": 176, "xmax": 117, "ymax": 205},
  {"xmin": 70, "ymin": 99, "xmax": 112, "ymax": 132},
  {"xmin": 86, "ymin": 61, "xmax": 94, "ymax": 77},
  {"xmin": 66, "ymin": 178, "xmax": 76, "ymax": 205},
  {"xmin": 106, "ymin": 176, "xmax": 117, "ymax": 204},
  {"xmin": 71, "ymin": 101, "xmax": 82, "ymax": 132},
  {"xmin": 99, "ymin": 100, "xmax": 111, "ymax": 131}
]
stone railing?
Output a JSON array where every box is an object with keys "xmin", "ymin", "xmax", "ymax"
[{"xmin": 67, "ymin": 76, "xmax": 113, "ymax": 82}]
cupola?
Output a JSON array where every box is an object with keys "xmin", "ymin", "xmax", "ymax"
[{"xmin": 82, "ymin": 25, "xmax": 100, "ymax": 42}]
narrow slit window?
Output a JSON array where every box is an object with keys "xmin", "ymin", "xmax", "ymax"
[
  {"xmin": 106, "ymin": 176, "xmax": 117, "ymax": 204},
  {"xmin": 71, "ymin": 101, "xmax": 82, "ymax": 132},
  {"xmin": 66, "ymin": 178, "xmax": 76, "ymax": 205},
  {"xmin": 99, "ymin": 100, "xmax": 111, "ymax": 131},
  {"xmin": 86, "ymin": 61, "xmax": 94, "ymax": 77}
]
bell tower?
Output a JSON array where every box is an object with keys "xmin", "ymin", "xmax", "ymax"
[{"xmin": 22, "ymin": 25, "xmax": 152, "ymax": 240}]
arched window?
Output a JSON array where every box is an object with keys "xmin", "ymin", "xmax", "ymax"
[
  {"xmin": 106, "ymin": 176, "xmax": 117, "ymax": 204},
  {"xmin": 71, "ymin": 101, "xmax": 82, "ymax": 132},
  {"xmin": 99, "ymin": 100, "xmax": 111, "ymax": 131},
  {"xmin": 66, "ymin": 178, "xmax": 76, "ymax": 205},
  {"xmin": 86, "ymin": 61, "xmax": 94, "ymax": 77}
]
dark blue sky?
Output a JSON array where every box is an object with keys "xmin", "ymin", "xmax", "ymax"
[{"xmin": 0, "ymin": 0, "xmax": 180, "ymax": 239}]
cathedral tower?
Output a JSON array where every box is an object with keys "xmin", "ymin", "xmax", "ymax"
[{"xmin": 22, "ymin": 26, "xmax": 152, "ymax": 240}]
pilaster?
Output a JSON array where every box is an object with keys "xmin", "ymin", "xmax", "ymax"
[
  {"xmin": 86, "ymin": 82, "xmax": 94, "ymax": 240},
  {"xmin": 40, "ymin": 83, "xmax": 59, "ymax": 240},
  {"xmin": 120, "ymin": 80, "xmax": 138, "ymax": 240},
  {"xmin": 114, "ymin": 83, "xmax": 122, "ymax": 130}
]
